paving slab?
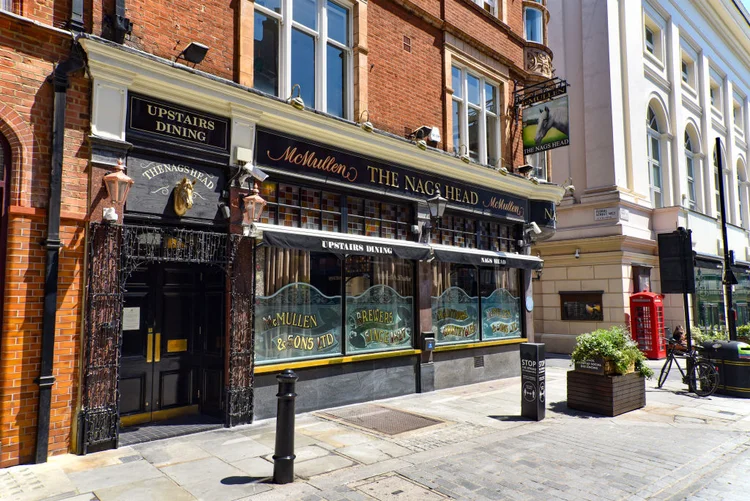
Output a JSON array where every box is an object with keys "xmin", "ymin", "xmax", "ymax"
[
  {"xmin": 294, "ymin": 454, "xmax": 357, "ymax": 479},
  {"xmin": 161, "ymin": 457, "xmax": 244, "ymax": 487},
  {"xmin": 94, "ymin": 476, "xmax": 195, "ymax": 501},
  {"xmin": 133, "ymin": 439, "xmax": 211, "ymax": 467},
  {"xmin": 67, "ymin": 460, "xmax": 162, "ymax": 493}
]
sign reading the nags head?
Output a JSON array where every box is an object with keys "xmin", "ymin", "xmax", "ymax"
[
  {"xmin": 127, "ymin": 94, "xmax": 230, "ymax": 152},
  {"xmin": 255, "ymin": 129, "xmax": 528, "ymax": 221}
]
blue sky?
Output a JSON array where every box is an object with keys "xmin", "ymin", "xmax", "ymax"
[{"xmin": 743, "ymin": 0, "xmax": 750, "ymax": 10}]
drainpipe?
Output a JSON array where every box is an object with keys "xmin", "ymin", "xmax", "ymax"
[{"xmin": 35, "ymin": 45, "xmax": 85, "ymax": 464}]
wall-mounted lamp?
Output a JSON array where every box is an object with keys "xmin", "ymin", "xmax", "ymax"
[
  {"xmin": 103, "ymin": 158, "xmax": 134, "ymax": 204},
  {"xmin": 458, "ymin": 144, "xmax": 470, "ymax": 164},
  {"xmin": 288, "ymin": 84, "xmax": 305, "ymax": 110},
  {"xmin": 358, "ymin": 110, "xmax": 374, "ymax": 132},
  {"xmin": 517, "ymin": 163, "xmax": 534, "ymax": 179},
  {"xmin": 420, "ymin": 188, "xmax": 448, "ymax": 243},
  {"xmin": 220, "ymin": 203, "xmax": 231, "ymax": 221},
  {"xmin": 243, "ymin": 181, "xmax": 267, "ymax": 223},
  {"xmin": 177, "ymin": 42, "xmax": 209, "ymax": 65},
  {"xmin": 534, "ymin": 253, "xmax": 544, "ymax": 280},
  {"xmin": 575, "ymin": 248, "xmax": 580, "ymax": 259}
]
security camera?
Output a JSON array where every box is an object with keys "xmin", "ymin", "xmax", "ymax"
[
  {"xmin": 575, "ymin": 248, "xmax": 580, "ymax": 259},
  {"xmin": 251, "ymin": 166, "xmax": 269, "ymax": 183},
  {"xmin": 565, "ymin": 185, "xmax": 576, "ymax": 195},
  {"xmin": 525, "ymin": 222, "xmax": 542, "ymax": 236}
]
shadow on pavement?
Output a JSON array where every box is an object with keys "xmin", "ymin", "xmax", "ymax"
[
  {"xmin": 487, "ymin": 415, "xmax": 534, "ymax": 422},
  {"xmin": 221, "ymin": 476, "xmax": 272, "ymax": 485},
  {"xmin": 548, "ymin": 401, "xmax": 609, "ymax": 419}
]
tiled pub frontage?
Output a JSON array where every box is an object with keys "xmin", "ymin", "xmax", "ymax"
[{"xmin": 74, "ymin": 34, "xmax": 564, "ymax": 455}]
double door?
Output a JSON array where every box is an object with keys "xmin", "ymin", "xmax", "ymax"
[{"xmin": 119, "ymin": 264, "xmax": 225, "ymax": 426}]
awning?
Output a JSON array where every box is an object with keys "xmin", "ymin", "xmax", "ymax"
[
  {"xmin": 250, "ymin": 223, "xmax": 432, "ymax": 261},
  {"xmin": 431, "ymin": 244, "xmax": 543, "ymax": 270},
  {"xmin": 694, "ymin": 252, "xmax": 723, "ymax": 270}
]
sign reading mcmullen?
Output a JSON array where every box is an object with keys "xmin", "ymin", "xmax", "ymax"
[{"xmin": 255, "ymin": 129, "xmax": 528, "ymax": 221}]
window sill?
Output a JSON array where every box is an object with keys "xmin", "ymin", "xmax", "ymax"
[
  {"xmin": 254, "ymin": 348, "xmax": 422, "ymax": 374},
  {"xmin": 643, "ymin": 50, "xmax": 665, "ymax": 72},
  {"xmin": 434, "ymin": 337, "xmax": 527, "ymax": 352},
  {"xmin": 682, "ymin": 83, "xmax": 698, "ymax": 100}
]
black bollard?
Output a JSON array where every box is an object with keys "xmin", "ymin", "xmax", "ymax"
[{"xmin": 273, "ymin": 369, "xmax": 298, "ymax": 484}]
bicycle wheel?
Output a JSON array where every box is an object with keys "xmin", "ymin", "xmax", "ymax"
[
  {"xmin": 693, "ymin": 361, "xmax": 720, "ymax": 397},
  {"xmin": 657, "ymin": 357, "xmax": 673, "ymax": 388}
]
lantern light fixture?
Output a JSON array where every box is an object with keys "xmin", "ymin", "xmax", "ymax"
[
  {"xmin": 243, "ymin": 181, "xmax": 267, "ymax": 223},
  {"xmin": 103, "ymin": 158, "xmax": 134, "ymax": 204},
  {"xmin": 427, "ymin": 188, "xmax": 448, "ymax": 220}
]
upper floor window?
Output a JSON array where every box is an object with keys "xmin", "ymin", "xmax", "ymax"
[
  {"xmin": 0, "ymin": 0, "xmax": 11, "ymax": 11},
  {"xmin": 524, "ymin": 6, "xmax": 544, "ymax": 43},
  {"xmin": 644, "ymin": 27, "xmax": 655, "ymax": 55},
  {"xmin": 525, "ymin": 152, "xmax": 547, "ymax": 181},
  {"xmin": 473, "ymin": 0, "xmax": 497, "ymax": 16},
  {"xmin": 685, "ymin": 132, "xmax": 696, "ymax": 211},
  {"xmin": 643, "ymin": 15, "xmax": 664, "ymax": 63},
  {"xmin": 734, "ymin": 99, "xmax": 744, "ymax": 131},
  {"xmin": 451, "ymin": 65, "xmax": 501, "ymax": 166},
  {"xmin": 253, "ymin": 0, "xmax": 352, "ymax": 119},
  {"xmin": 709, "ymin": 72, "xmax": 723, "ymax": 113},
  {"xmin": 647, "ymin": 107, "xmax": 663, "ymax": 208}
]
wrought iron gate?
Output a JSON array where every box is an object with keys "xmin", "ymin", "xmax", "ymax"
[{"xmin": 79, "ymin": 223, "xmax": 254, "ymax": 454}]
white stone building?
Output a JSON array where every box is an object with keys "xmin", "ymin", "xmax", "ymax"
[{"xmin": 536, "ymin": 0, "xmax": 750, "ymax": 352}]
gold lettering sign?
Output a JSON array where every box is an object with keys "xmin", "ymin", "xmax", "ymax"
[
  {"xmin": 167, "ymin": 339, "xmax": 188, "ymax": 352},
  {"xmin": 266, "ymin": 146, "xmax": 358, "ymax": 182}
]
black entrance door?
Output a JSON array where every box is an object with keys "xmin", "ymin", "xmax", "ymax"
[{"xmin": 120, "ymin": 264, "xmax": 225, "ymax": 426}]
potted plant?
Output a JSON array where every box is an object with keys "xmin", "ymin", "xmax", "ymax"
[{"xmin": 567, "ymin": 326, "xmax": 652, "ymax": 417}]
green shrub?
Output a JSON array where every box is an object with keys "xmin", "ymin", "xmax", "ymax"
[
  {"xmin": 691, "ymin": 325, "xmax": 729, "ymax": 345},
  {"xmin": 571, "ymin": 325, "xmax": 653, "ymax": 378}
]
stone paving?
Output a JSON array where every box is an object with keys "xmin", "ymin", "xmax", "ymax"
[{"xmin": 1, "ymin": 357, "xmax": 749, "ymax": 501}]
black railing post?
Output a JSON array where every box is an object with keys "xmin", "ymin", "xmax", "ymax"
[{"xmin": 273, "ymin": 369, "xmax": 298, "ymax": 484}]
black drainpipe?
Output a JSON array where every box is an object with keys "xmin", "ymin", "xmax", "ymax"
[{"xmin": 35, "ymin": 45, "xmax": 85, "ymax": 464}]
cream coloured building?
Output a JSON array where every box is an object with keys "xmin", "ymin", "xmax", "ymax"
[{"xmin": 535, "ymin": 0, "xmax": 750, "ymax": 353}]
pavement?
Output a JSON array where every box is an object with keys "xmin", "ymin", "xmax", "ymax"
[{"xmin": 2, "ymin": 356, "xmax": 750, "ymax": 501}]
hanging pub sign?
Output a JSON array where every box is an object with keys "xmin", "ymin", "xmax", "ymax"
[
  {"xmin": 126, "ymin": 153, "xmax": 226, "ymax": 221},
  {"xmin": 256, "ymin": 129, "xmax": 528, "ymax": 221},
  {"xmin": 127, "ymin": 93, "xmax": 230, "ymax": 152},
  {"xmin": 522, "ymin": 95, "xmax": 570, "ymax": 155}
]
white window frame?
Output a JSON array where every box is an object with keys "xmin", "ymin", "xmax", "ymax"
[
  {"xmin": 473, "ymin": 0, "xmax": 497, "ymax": 16},
  {"xmin": 0, "ymin": 0, "xmax": 11, "ymax": 11},
  {"xmin": 647, "ymin": 108, "xmax": 663, "ymax": 208},
  {"xmin": 525, "ymin": 152, "xmax": 547, "ymax": 180},
  {"xmin": 739, "ymin": 174, "xmax": 746, "ymax": 228},
  {"xmin": 685, "ymin": 132, "xmax": 696, "ymax": 211},
  {"xmin": 451, "ymin": 65, "xmax": 501, "ymax": 166},
  {"xmin": 524, "ymin": 6, "xmax": 544, "ymax": 43},
  {"xmin": 642, "ymin": 13, "xmax": 664, "ymax": 66},
  {"xmin": 253, "ymin": 0, "xmax": 354, "ymax": 119},
  {"xmin": 709, "ymin": 70, "xmax": 723, "ymax": 117},
  {"xmin": 733, "ymin": 95, "xmax": 745, "ymax": 135}
]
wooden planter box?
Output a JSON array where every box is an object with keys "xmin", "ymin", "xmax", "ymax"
[{"xmin": 567, "ymin": 370, "xmax": 645, "ymax": 417}]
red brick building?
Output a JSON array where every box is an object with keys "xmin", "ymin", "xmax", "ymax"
[{"xmin": 0, "ymin": 0, "xmax": 561, "ymax": 466}]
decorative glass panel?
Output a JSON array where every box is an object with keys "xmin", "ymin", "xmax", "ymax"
[
  {"xmin": 253, "ymin": 12, "xmax": 279, "ymax": 96},
  {"xmin": 292, "ymin": 29, "xmax": 316, "ymax": 108},
  {"xmin": 346, "ymin": 257, "xmax": 414, "ymax": 353},
  {"xmin": 480, "ymin": 267, "xmax": 521, "ymax": 339},
  {"xmin": 432, "ymin": 263, "xmax": 478, "ymax": 344}
]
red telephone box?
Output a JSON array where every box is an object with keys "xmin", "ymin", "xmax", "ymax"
[{"xmin": 629, "ymin": 291, "xmax": 667, "ymax": 359}]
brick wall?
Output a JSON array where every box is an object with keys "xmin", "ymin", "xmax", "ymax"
[
  {"xmin": 368, "ymin": 0, "xmax": 445, "ymax": 146},
  {"xmin": 0, "ymin": 14, "xmax": 87, "ymax": 466},
  {"xmin": 91, "ymin": 0, "xmax": 236, "ymax": 81}
]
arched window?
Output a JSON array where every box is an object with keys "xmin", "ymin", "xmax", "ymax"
[
  {"xmin": 647, "ymin": 107, "xmax": 663, "ymax": 208},
  {"xmin": 0, "ymin": 133, "xmax": 10, "ymax": 332},
  {"xmin": 714, "ymin": 146, "xmax": 730, "ymax": 219},
  {"xmin": 685, "ymin": 131, "xmax": 696, "ymax": 210}
]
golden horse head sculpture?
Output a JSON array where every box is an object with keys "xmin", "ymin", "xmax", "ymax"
[{"xmin": 174, "ymin": 177, "xmax": 197, "ymax": 216}]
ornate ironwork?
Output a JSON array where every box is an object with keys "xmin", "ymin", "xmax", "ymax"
[
  {"xmin": 80, "ymin": 222, "xmax": 254, "ymax": 453},
  {"xmin": 227, "ymin": 236, "xmax": 254, "ymax": 426}
]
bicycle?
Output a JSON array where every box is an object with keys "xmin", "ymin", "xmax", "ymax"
[{"xmin": 657, "ymin": 339, "xmax": 720, "ymax": 397}]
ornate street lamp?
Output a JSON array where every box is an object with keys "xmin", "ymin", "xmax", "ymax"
[
  {"xmin": 102, "ymin": 158, "xmax": 134, "ymax": 204},
  {"xmin": 243, "ymin": 181, "xmax": 267, "ymax": 223}
]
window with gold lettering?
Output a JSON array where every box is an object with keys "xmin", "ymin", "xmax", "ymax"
[
  {"xmin": 345, "ymin": 256, "xmax": 414, "ymax": 354},
  {"xmin": 480, "ymin": 266, "xmax": 521, "ymax": 339},
  {"xmin": 432, "ymin": 264, "xmax": 480, "ymax": 344},
  {"xmin": 255, "ymin": 251, "xmax": 343, "ymax": 363}
]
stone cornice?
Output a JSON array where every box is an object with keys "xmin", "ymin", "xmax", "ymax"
[{"xmin": 78, "ymin": 35, "xmax": 564, "ymax": 204}]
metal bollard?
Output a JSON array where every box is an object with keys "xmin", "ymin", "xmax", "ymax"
[{"xmin": 272, "ymin": 369, "xmax": 298, "ymax": 484}]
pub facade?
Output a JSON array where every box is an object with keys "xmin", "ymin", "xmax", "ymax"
[{"xmin": 1, "ymin": 0, "xmax": 563, "ymax": 464}]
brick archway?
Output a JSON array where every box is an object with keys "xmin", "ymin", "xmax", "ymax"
[{"xmin": 0, "ymin": 104, "xmax": 36, "ymax": 207}]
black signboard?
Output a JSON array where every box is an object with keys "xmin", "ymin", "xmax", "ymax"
[
  {"xmin": 574, "ymin": 358, "xmax": 605, "ymax": 375},
  {"xmin": 520, "ymin": 343, "xmax": 545, "ymax": 421},
  {"xmin": 256, "ymin": 129, "xmax": 529, "ymax": 221},
  {"xmin": 127, "ymin": 94, "xmax": 230, "ymax": 152},
  {"xmin": 528, "ymin": 200, "xmax": 556, "ymax": 230},
  {"xmin": 431, "ymin": 246, "xmax": 543, "ymax": 270},
  {"xmin": 257, "ymin": 225, "xmax": 431, "ymax": 261},
  {"xmin": 658, "ymin": 229, "xmax": 695, "ymax": 294},
  {"xmin": 126, "ymin": 153, "xmax": 226, "ymax": 221}
]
